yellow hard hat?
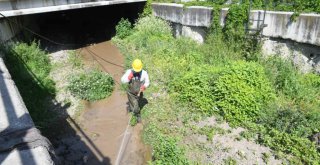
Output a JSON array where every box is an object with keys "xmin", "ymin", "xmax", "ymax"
[{"xmin": 132, "ymin": 59, "xmax": 143, "ymax": 72}]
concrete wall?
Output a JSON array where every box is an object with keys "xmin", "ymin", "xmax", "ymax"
[
  {"xmin": 152, "ymin": 3, "xmax": 212, "ymax": 43},
  {"xmin": 220, "ymin": 8, "xmax": 320, "ymax": 47},
  {"xmin": 262, "ymin": 37, "xmax": 320, "ymax": 73},
  {"xmin": 0, "ymin": 56, "xmax": 54, "ymax": 164},
  {"xmin": 153, "ymin": 3, "xmax": 320, "ymax": 46},
  {"xmin": 0, "ymin": 18, "xmax": 22, "ymax": 43},
  {"xmin": 152, "ymin": 3, "xmax": 320, "ymax": 73}
]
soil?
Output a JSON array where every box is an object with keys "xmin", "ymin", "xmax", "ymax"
[
  {"xmin": 185, "ymin": 116, "xmax": 282, "ymax": 165},
  {"xmin": 51, "ymin": 41, "xmax": 151, "ymax": 165}
]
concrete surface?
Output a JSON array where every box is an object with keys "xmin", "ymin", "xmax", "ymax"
[
  {"xmin": 0, "ymin": 18, "xmax": 22, "ymax": 43},
  {"xmin": 152, "ymin": 3, "xmax": 213, "ymax": 27},
  {"xmin": 0, "ymin": 0, "xmax": 146, "ymax": 18},
  {"xmin": 172, "ymin": 22, "xmax": 206, "ymax": 43},
  {"xmin": 262, "ymin": 37, "xmax": 320, "ymax": 74},
  {"xmin": 0, "ymin": 56, "xmax": 54, "ymax": 165},
  {"xmin": 152, "ymin": 3, "xmax": 212, "ymax": 43}
]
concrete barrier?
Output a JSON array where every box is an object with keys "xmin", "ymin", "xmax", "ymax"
[
  {"xmin": 0, "ymin": 0, "xmax": 146, "ymax": 18},
  {"xmin": 152, "ymin": 3, "xmax": 212, "ymax": 43},
  {"xmin": 152, "ymin": 3, "xmax": 320, "ymax": 73},
  {"xmin": 0, "ymin": 18, "xmax": 22, "ymax": 43},
  {"xmin": 0, "ymin": 55, "xmax": 54, "ymax": 165},
  {"xmin": 153, "ymin": 4, "xmax": 320, "ymax": 46}
]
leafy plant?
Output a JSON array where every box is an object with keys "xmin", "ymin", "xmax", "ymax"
[
  {"xmin": 259, "ymin": 128, "xmax": 320, "ymax": 164},
  {"xmin": 214, "ymin": 61, "xmax": 275, "ymax": 125},
  {"xmin": 144, "ymin": 124, "xmax": 189, "ymax": 165},
  {"xmin": 68, "ymin": 50, "xmax": 83, "ymax": 68},
  {"xmin": 170, "ymin": 66, "xmax": 222, "ymax": 115},
  {"xmin": 115, "ymin": 18, "xmax": 133, "ymax": 39},
  {"xmin": 68, "ymin": 70, "xmax": 114, "ymax": 101}
]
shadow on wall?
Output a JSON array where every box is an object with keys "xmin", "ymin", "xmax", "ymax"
[{"xmin": 262, "ymin": 37, "xmax": 320, "ymax": 74}]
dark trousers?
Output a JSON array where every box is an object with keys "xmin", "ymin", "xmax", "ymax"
[{"xmin": 127, "ymin": 91, "xmax": 142, "ymax": 116}]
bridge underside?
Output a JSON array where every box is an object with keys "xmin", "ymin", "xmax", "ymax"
[{"xmin": 0, "ymin": 0, "xmax": 146, "ymax": 18}]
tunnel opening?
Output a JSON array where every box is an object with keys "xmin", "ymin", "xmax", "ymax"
[{"xmin": 15, "ymin": 2, "xmax": 145, "ymax": 52}]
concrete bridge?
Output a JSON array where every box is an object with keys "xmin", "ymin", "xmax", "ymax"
[{"xmin": 0, "ymin": 0, "xmax": 145, "ymax": 18}]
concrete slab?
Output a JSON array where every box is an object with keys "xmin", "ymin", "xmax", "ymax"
[
  {"xmin": 0, "ymin": 56, "xmax": 54, "ymax": 165},
  {"xmin": 0, "ymin": 0, "xmax": 146, "ymax": 18}
]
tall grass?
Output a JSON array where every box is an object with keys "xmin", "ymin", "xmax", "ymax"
[{"xmin": 2, "ymin": 41, "xmax": 56, "ymax": 134}]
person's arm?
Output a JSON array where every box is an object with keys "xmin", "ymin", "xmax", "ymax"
[
  {"xmin": 140, "ymin": 71, "xmax": 150, "ymax": 91},
  {"xmin": 121, "ymin": 70, "xmax": 133, "ymax": 84}
]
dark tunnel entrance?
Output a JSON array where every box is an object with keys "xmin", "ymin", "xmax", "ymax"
[{"xmin": 18, "ymin": 2, "xmax": 145, "ymax": 51}]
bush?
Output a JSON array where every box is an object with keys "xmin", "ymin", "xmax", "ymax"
[
  {"xmin": 115, "ymin": 18, "xmax": 132, "ymax": 39},
  {"xmin": 127, "ymin": 16, "xmax": 173, "ymax": 49},
  {"xmin": 170, "ymin": 66, "xmax": 222, "ymax": 114},
  {"xmin": 68, "ymin": 70, "xmax": 114, "ymax": 101},
  {"xmin": 259, "ymin": 107, "xmax": 320, "ymax": 138},
  {"xmin": 261, "ymin": 57, "xmax": 320, "ymax": 110},
  {"xmin": 144, "ymin": 124, "xmax": 189, "ymax": 165},
  {"xmin": 260, "ymin": 128, "xmax": 320, "ymax": 164},
  {"xmin": 214, "ymin": 61, "xmax": 275, "ymax": 125}
]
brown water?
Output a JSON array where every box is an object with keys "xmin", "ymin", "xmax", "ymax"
[{"xmin": 76, "ymin": 41, "xmax": 151, "ymax": 164}]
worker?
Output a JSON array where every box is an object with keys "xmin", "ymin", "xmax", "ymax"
[{"xmin": 121, "ymin": 59, "xmax": 150, "ymax": 122}]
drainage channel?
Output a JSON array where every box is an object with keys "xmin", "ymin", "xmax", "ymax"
[
  {"xmin": 1, "ymin": 2, "xmax": 152, "ymax": 164},
  {"xmin": 52, "ymin": 41, "xmax": 151, "ymax": 164}
]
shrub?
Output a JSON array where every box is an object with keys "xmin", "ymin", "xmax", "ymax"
[
  {"xmin": 258, "ymin": 107, "xmax": 320, "ymax": 138},
  {"xmin": 115, "ymin": 18, "xmax": 132, "ymax": 39},
  {"xmin": 170, "ymin": 66, "xmax": 222, "ymax": 114},
  {"xmin": 127, "ymin": 16, "xmax": 173, "ymax": 49},
  {"xmin": 214, "ymin": 61, "xmax": 275, "ymax": 125},
  {"xmin": 262, "ymin": 57, "xmax": 320, "ymax": 110},
  {"xmin": 68, "ymin": 70, "xmax": 114, "ymax": 101},
  {"xmin": 144, "ymin": 124, "xmax": 189, "ymax": 165},
  {"xmin": 260, "ymin": 128, "xmax": 320, "ymax": 164}
]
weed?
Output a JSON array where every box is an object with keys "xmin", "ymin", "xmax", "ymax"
[
  {"xmin": 115, "ymin": 18, "xmax": 133, "ymax": 39},
  {"xmin": 262, "ymin": 152, "xmax": 270, "ymax": 164},
  {"xmin": 68, "ymin": 50, "xmax": 83, "ymax": 68},
  {"xmin": 224, "ymin": 156, "xmax": 237, "ymax": 165},
  {"xmin": 68, "ymin": 69, "xmax": 114, "ymax": 101}
]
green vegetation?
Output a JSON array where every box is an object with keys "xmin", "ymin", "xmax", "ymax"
[
  {"xmin": 1, "ymin": 41, "xmax": 56, "ymax": 133},
  {"xmin": 114, "ymin": 11, "xmax": 320, "ymax": 164},
  {"xmin": 115, "ymin": 18, "xmax": 133, "ymax": 39},
  {"xmin": 68, "ymin": 70, "xmax": 114, "ymax": 101},
  {"xmin": 68, "ymin": 50, "xmax": 83, "ymax": 68}
]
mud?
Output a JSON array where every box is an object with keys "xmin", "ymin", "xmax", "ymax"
[{"xmin": 53, "ymin": 41, "xmax": 150, "ymax": 165}]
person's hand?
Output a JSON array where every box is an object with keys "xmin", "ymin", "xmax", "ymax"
[
  {"xmin": 140, "ymin": 85, "xmax": 146, "ymax": 92},
  {"xmin": 128, "ymin": 72, "xmax": 134, "ymax": 80}
]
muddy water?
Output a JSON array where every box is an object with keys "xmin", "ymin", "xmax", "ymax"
[{"xmin": 76, "ymin": 41, "xmax": 151, "ymax": 164}]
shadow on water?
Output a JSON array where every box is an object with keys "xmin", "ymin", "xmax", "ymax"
[{"xmin": 1, "ymin": 2, "xmax": 145, "ymax": 164}]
